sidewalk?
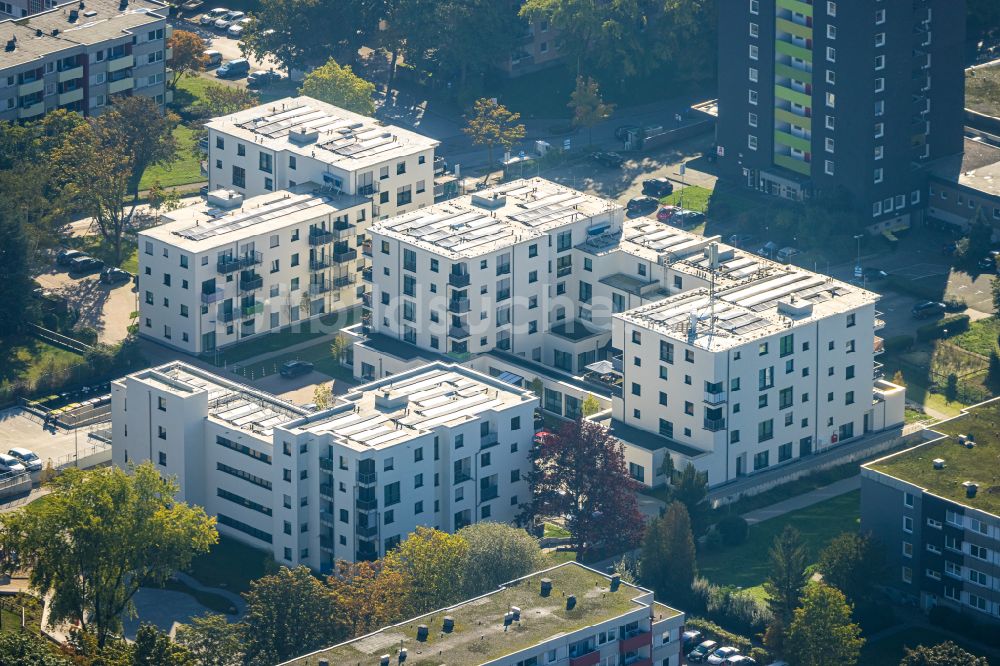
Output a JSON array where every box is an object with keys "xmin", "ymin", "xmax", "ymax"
[{"xmin": 740, "ymin": 476, "xmax": 860, "ymax": 525}]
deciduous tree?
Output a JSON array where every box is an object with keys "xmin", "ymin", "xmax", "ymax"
[
  {"xmin": 327, "ymin": 559, "xmax": 407, "ymax": 638},
  {"xmin": 300, "ymin": 59, "xmax": 376, "ymax": 115},
  {"xmin": 383, "ymin": 526, "xmax": 468, "ymax": 615},
  {"xmin": 528, "ymin": 419, "xmax": 644, "ymax": 559},
  {"xmin": 817, "ymin": 532, "xmax": 885, "ymax": 606},
  {"xmin": 100, "ymin": 95, "xmax": 179, "ymax": 201},
  {"xmin": 330, "ymin": 333, "xmax": 350, "ymax": 365},
  {"xmin": 899, "ymin": 641, "xmax": 990, "ymax": 666},
  {"xmin": 202, "ymin": 84, "xmax": 260, "ymax": 117},
  {"xmin": 242, "ymin": 565, "xmax": 343, "ymax": 665},
  {"xmin": 0, "ymin": 631, "xmax": 72, "ymax": 666},
  {"xmin": 462, "ymin": 98, "xmax": 525, "ymax": 180},
  {"xmin": 580, "ymin": 394, "xmax": 601, "ymax": 417},
  {"xmin": 167, "ymin": 30, "xmax": 208, "ymax": 88},
  {"xmin": 133, "ymin": 623, "xmax": 194, "ymax": 666},
  {"xmin": 174, "ymin": 613, "xmax": 245, "ymax": 666},
  {"xmin": 671, "ymin": 462, "xmax": 709, "ymax": 535},
  {"xmin": 456, "ymin": 522, "xmax": 544, "ymax": 598},
  {"xmin": 786, "ymin": 584, "xmax": 864, "ymax": 666},
  {"xmin": 0, "ymin": 463, "xmax": 217, "ymax": 647},
  {"xmin": 0, "ymin": 171, "xmax": 40, "ymax": 336},
  {"xmin": 568, "ymin": 76, "xmax": 614, "ymax": 146},
  {"xmin": 640, "ymin": 501, "xmax": 696, "ymax": 605}
]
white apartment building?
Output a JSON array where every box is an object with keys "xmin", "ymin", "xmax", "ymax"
[
  {"xmin": 347, "ymin": 177, "xmax": 905, "ymax": 489},
  {"xmin": 0, "ymin": 0, "xmax": 170, "ymax": 122},
  {"xmin": 283, "ymin": 562, "xmax": 685, "ymax": 666},
  {"xmin": 138, "ymin": 187, "xmax": 371, "ymax": 354},
  {"xmin": 111, "ymin": 360, "xmax": 537, "ymax": 569},
  {"xmin": 205, "ymin": 96, "xmax": 438, "ymax": 220}
]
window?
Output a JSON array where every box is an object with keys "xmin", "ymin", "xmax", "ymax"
[
  {"xmin": 749, "ymin": 22, "xmax": 758, "ymax": 37},
  {"xmin": 825, "ymin": 115, "xmax": 835, "ymax": 131},
  {"xmin": 903, "ymin": 516, "xmax": 913, "ymax": 533},
  {"xmin": 874, "ymin": 77, "xmax": 884, "ymax": 93},
  {"xmin": 749, "ymin": 0, "xmax": 758, "ymax": 13},
  {"xmin": 874, "ymin": 168, "xmax": 884, "ymax": 184},
  {"xmin": 826, "ymin": 92, "xmax": 836, "ymax": 108},
  {"xmin": 749, "ymin": 44, "xmax": 758, "ymax": 60},
  {"xmin": 757, "ymin": 419, "xmax": 773, "ymax": 442},
  {"xmin": 826, "ymin": 69, "xmax": 836, "ymax": 85},
  {"xmin": 749, "ymin": 67, "xmax": 758, "ymax": 83},
  {"xmin": 779, "ymin": 442, "xmax": 792, "ymax": 463},
  {"xmin": 753, "ymin": 450, "xmax": 769, "ymax": 471},
  {"xmin": 748, "ymin": 90, "xmax": 758, "ymax": 105},
  {"xmin": 259, "ymin": 152, "xmax": 272, "ymax": 174},
  {"xmin": 396, "ymin": 160, "xmax": 406, "ymax": 175},
  {"xmin": 825, "ymin": 137, "xmax": 835, "ymax": 153},
  {"xmin": 875, "ymin": 145, "xmax": 884, "ymax": 160},
  {"xmin": 748, "ymin": 135, "xmax": 758, "ymax": 151},
  {"xmin": 875, "ymin": 32, "xmax": 885, "ymax": 47},
  {"xmin": 826, "ymin": 24, "xmax": 836, "ymax": 39},
  {"xmin": 748, "ymin": 112, "xmax": 758, "ymax": 127},
  {"xmin": 827, "ymin": 1, "xmax": 836, "ymax": 16},
  {"xmin": 875, "ymin": 8, "xmax": 885, "ymax": 24},
  {"xmin": 158, "ymin": 451, "xmax": 167, "ymax": 466},
  {"xmin": 232, "ymin": 165, "xmax": 245, "ymax": 189},
  {"xmin": 826, "ymin": 47, "xmax": 836, "ymax": 62}
]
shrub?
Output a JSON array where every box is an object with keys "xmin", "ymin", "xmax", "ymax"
[
  {"xmin": 688, "ymin": 578, "xmax": 772, "ymax": 635},
  {"xmin": 916, "ymin": 314, "xmax": 970, "ymax": 342},
  {"xmin": 717, "ymin": 515, "xmax": 749, "ymax": 546},
  {"xmin": 884, "ymin": 335, "xmax": 914, "ymax": 354},
  {"xmin": 684, "ymin": 617, "xmax": 757, "ymax": 655}
]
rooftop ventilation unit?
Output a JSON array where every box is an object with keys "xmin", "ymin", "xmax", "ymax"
[
  {"xmin": 206, "ymin": 189, "xmax": 244, "ymax": 210},
  {"xmin": 540, "ymin": 578, "xmax": 552, "ymax": 597},
  {"xmin": 68, "ymin": 9, "xmax": 78, "ymax": 21},
  {"xmin": 566, "ymin": 595, "xmax": 576, "ymax": 611},
  {"xmin": 933, "ymin": 458, "xmax": 945, "ymax": 470},
  {"xmin": 380, "ymin": 655, "xmax": 390, "ymax": 666},
  {"xmin": 442, "ymin": 616, "xmax": 454, "ymax": 633},
  {"xmin": 471, "ymin": 192, "xmax": 507, "ymax": 210},
  {"xmin": 416, "ymin": 624, "xmax": 428, "ymax": 641},
  {"xmin": 4, "ymin": 38, "xmax": 14, "ymax": 51},
  {"xmin": 398, "ymin": 648, "xmax": 407, "ymax": 663},
  {"xmin": 289, "ymin": 127, "xmax": 319, "ymax": 145},
  {"xmin": 964, "ymin": 481, "xmax": 978, "ymax": 498},
  {"xmin": 610, "ymin": 573, "xmax": 621, "ymax": 591}
]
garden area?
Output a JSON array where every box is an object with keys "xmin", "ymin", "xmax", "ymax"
[{"xmin": 966, "ymin": 63, "xmax": 1000, "ymax": 118}]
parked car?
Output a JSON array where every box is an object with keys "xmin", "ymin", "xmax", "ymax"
[
  {"xmin": 69, "ymin": 256, "xmax": 105, "ymax": 276},
  {"xmin": 56, "ymin": 248, "xmax": 85, "ymax": 266},
  {"xmin": 590, "ymin": 151, "xmax": 625, "ymax": 168},
  {"xmin": 180, "ymin": 0, "xmax": 203, "ymax": 11},
  {"xmin": 682, "ymin": 630, "xmax": 703, "ymax": 652},
  {"xmin": 213, "ymin": 9, "xmax": 244, "ymax": 29},
  {"xmin": 727, "ymin": 233, "xmax": 754, "ymax": 247},
  {"xmin": 227, "ymin": 16, "xmax": 251, "ymax": 37},
  {"xmin": 723, "ymin": 657, "xmax": 757, "ymax": 666},
  {"xmin": 247, "ymin": 69, "xmax": 284, "ymax": 88},
  {"xmin": 279, "ymin": 360, "xmax": 314, "ymax": 378},
  {"xmin": 672, "ymin": 210, "xmax": 706, "ymax": 227},
  {"xmin": 203, "ymin": 49, "xmax": 223, "ymax": 68},
  {"xmin": 0, "ymin": 453, "xmax": 27, "ymax": 475},
  {"xmin": 199, "ymin": 7, "xmax": 228, "ymax": 25},
  {"xmin": 776, "ymin": 246, "xmax": 799, "ymax": 263},
  {"xmin": 863, "ymin": 267, "xmax": 889, "ymax": 281},
  {"xmin": 757, "ymin": 241, "xmax": 779, "ymax": 258},
  {"xmin": 100, "ymin": 267, "xmax": 131, "ymax": 284},
  {"xmin": 626, "ymin": 196, "xmax": 659, "ymax": 215},
  {"xmin": 8, "ymin": 448, "xmax": 42, "ymax": 473},
  {"xmin": 216, "ymin": 58, "xmax": 250, "ymax": 79},
  {"xmin": 707, "ymin": 646, "xmax": 741, "ymax": 665},
  {"xmin": 687, "ymin": 640, "xmax": 719, "ymax": 663},
  {"xmin": 657, "ymin": 205, "xmax": 682, "ymax": 222},
  {"xmin": 912, "ymin": 301, "xmax": 946, "ymax": 319},
  {"xmin": 642, "ymin": 177, "xmax": 674, "ymax": 197}
]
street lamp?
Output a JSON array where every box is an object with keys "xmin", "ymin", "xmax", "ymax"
[{"xmin": 853, "ymin": 234, "xmax": 864, "ymax": 280}]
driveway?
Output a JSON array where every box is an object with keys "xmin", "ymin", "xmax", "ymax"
[{"xmin": 35, "ymin": 269, "xmax": 137, "ymax": 345}]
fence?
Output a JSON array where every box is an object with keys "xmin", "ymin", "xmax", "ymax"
[{"xmin": 26, "ymin": 324, "xmax": 93, "ymax": 355}]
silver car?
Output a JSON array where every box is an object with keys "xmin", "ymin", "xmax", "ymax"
[
  {"xmin": 8, "ymin": 447, "xmax": 42, "ymax": 472},
  {"xmin": 0, "ymin": 453, "xmax": 27, "ymax": 475}
]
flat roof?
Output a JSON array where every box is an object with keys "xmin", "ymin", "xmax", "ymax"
[
  {"xmin": 372, "ymin": 178, "xmax": 622, "ymax": 259},
  {"xmin": 281, "ymin": 562, "xmax": 681, "ymax": 666},
  {"xmin": 205, "ymin": 96, "xmax": 438, "ymax": 171},
  {"xmin": 143, "ymin": 186, "xmax": 368, "ymax": 252},
  {"xmin": 958, "ymin": 159, "xmax": 1000, "ymax": 197},
  {"xmin": 128, "ymin": 362, "xmax": 308, "ymax": 437},
  {"xmin": 866, "ymin": 400, "xmax": 1000, "ymax": 517},
  {"xmin": 0, "ymin": 0, "xmax": 166, "ymax": 68},
  {"xmin": 290, "ymin": 363, "xmax": 536, "ymax": 450}
]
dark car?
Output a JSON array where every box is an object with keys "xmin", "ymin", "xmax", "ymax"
[
  {"xmin": 626, "ymin": 196, "xmax": 658, "ymax": 215},
  {"xmin": 642, "ymin": 177, "xmax": 674, "ymax": 197},
  {"xmin": 672, "ymin": 210, "xmax": 706, "ymax": 227},
  {"xmin": 682, "ymin": 630, "xmax": 704, "ymax": 652},
  {"xmin": 279, "ymin": 360, "xmax": 314, "ymax": 378},
  {"xmin": 912, "ymin": 301, "xmax": 946, "ymax": 319},
  {"xmin": 69, "ymin": 256, "xmax": 104, "ymax": 276},
  {"xmin": 590, "ymin": 151, "xmax": 625, "ymax": 168},
  {"xmin": 247, "ymin": 69, "xmax": 284, "ymax": 88},
  {"xmin": 863, "ymin": 267, "xmax": 889, "ymax": 281},
  {"xmin": 100, "ymin": 267, "xmax": 131, "ymax": 284},
  {"xmin": 216, "ymin": 58, "xmax": 250, "ymax": 79},
  {"xmin": 687, "ymin": 640, "xmax": 719, "ymax": 663},
  {"xmin": 657, "ymin": 205, "xmax": 682, "ymax": 222},
  {"xmin": 56, "ymin": 249, "xmax": 85, "ymax": 266}
]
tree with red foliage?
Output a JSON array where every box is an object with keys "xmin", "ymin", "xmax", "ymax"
[{"xmin": 526, "ymin": 419, "xmax": 644, "ymax": 560}]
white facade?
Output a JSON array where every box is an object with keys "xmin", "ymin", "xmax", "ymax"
[
  {"xmin": 349, "ymin": 177, "xmax": 904, "ymax": 489},
  {"xmin": 137, "ymin": 187, "xmax": 371, "ymax": 354},
  {"xmin": 111, "ymin": 361, "xmax": 537, "ymax": 570},
  {"xmin": 205, "ymin": 96, "xmax": 437, "ymax": 221}
]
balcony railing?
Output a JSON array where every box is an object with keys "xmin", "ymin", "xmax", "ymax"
[
  {"xmin": 356, "ymin": 497, "xmax": 377, "ymax": 511},
  {"xmin": 217, "ymin": 252, "xmax": 262, "ymax": 274},
  {"xmin": 874, "ymin": 336, "xmax": 885, "ymax": 355},
  {"xmin": 496, "ymin": 290, "xmax": 511, "ymax": 302},
  {"xmin": 319, "ymin": 483, "xmax": 334, "ymax": 497},
  {"xmin": 362, "ymin": 292, "xmax": 372, "ymax": 308},
  {"xmin": 238, "ymin": 276, "xmax": 263, "ymax": 292},
  {"xmin": 703, "ymin": 418, "xmax": 726, "ymax": 432},
  {"xmin": 480, "ymin": 486, "xmax": 499, "ymax": 502},
  {"xmin": 448, "ymin": 326, "xmax": 470, "ymax": 339},
  {"xmin": 309, "ymin": 230, "xmax": 334, "ymax": 245},
  {"xmin": 356, "ymin": 524, "xmax": 378, "ymax": 538},
  {"xmin": 448, "ymin": 298, "xmax": 470, "ymax": 313},
  {"xmin": 448, "ymin": 273, "xmax": 471, "ymax": 288},
  {"xmin": 319, "ymin": 510, "xmax": 336, "ymax": 524},
  {"xmin": 481, "ymin": 432, "xmax": 498, "ymax": 447},
  {"xmin": 333, "ymin": 275, "xmax": 354, "ymax": 288},
  {"xmin": 454, "ymin": 472, "xmax": 472, "ymax": 484},
  {"xmin": 310, "ymin": 283, "xmax": 331, "ymax": 295},
  {"xmin": 201, "ymin": 288, "xmax": 225, "ymax": 304},
  {"xmin": 704, "ymin": 391, "xmax": 727, "ymax": 405},
  {"xmin": 362, "ymin": 242, "xmax": 373, "ymax": 257},
  {"xmin": 357, "ymin": 471, "xmax": 377, "ymax": 485},
  {"xmin": 333, "ymin": 248, "xmax": 358, "ymax": 263},
  {"xmin": 361, "ymin": 267, "xmax": 373, "ymax": 283},
  {"xmin": 241, "ymin": 301, "xmax": 263, "ymax": 317},
  {"xmin": 217, "ymin": 308, "xmax": 236, "ymax": 323},
  {"xmin": 319, "ymin": 457, "xmax": 333, "ymax": 471},
  {"xmin": 309, "ymin": 258, "xmax": 330, "ymax": 271}
]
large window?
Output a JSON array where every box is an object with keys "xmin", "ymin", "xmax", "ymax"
[
  {"xmin": 232, "ymin": 165, "xmax": 246, "ymax": 189},
  {"xmin": 757, "ymin": 419, "xmax": 774, "ymax": 442}
]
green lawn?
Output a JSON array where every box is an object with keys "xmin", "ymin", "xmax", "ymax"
[
  {"xmin": 952, "ymin": 317, "xmax": 1000, "ymax": 358},
  {"xmin": 139, "ymin": 123, "xmax": 204, "ymax": 190},
  {"xmin": 0, "ymin": 336, "xmax": 85, "ymax": 386},
  {"xmin": 187, "ymin": 536, "xmax": 276, "ymax": 594},
  {"xmin": 543, "ymin": 522, "xmax": 571, "ymax": 539},
  {"xmin": 661, "ymin": 184, "xmax": 712, "ymax": 213},
  {"xmin": 0, "ymin": 593, "xmax": 43, "ymax": 634},
  {"xmin": 232, "ymin": 336, "xmax": 357, "ymax": 385},
  {"xmin": 966, "ymin": 64, "xmax": 1000, "ymax": 118},
  {"xmin": 860, "ymin": 626, "xmax": 996, "ymax": 665},
  {"xmin": 697, "ymin": 491, "xmax": 861, "ymax": 590},
  {"xmin": 68, "ymin": 234, "xmax": 138, "ymax": 271}
]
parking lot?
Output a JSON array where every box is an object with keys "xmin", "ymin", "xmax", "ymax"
[
  {"xmin": 34, "ymin": 267, "xmax": 137, "ymax": 346},
  {"xmin": 0, "ymin": 408, "xmax": 103, "ymax": 472}
]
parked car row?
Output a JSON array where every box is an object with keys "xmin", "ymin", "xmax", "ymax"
[
  {"xmin": 656, "ymin": 205, "xmax": 705, "ymax": 228},
  {"xmin": 0, "ymin": 448, "xmax": 42, "ymax": 476},
  {"xmin": 56, "ymin": 249, "xmax": 133, "ymax": 283},
  {"xmin": 199, "ymin": 7, "xmax": 245, "ymax": 32},
  {"xmin": 685, "ymin": 634, "xmax": 756, "ymax": 665}
]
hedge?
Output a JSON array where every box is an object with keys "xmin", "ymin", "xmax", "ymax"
[
  {"xmin": 916, "ymin": 314, "xmax": 970, "ymax": 342},
  {"xmin": 883, "ymin": 335, "xmax": 914, "ymax": 354},
  {"xmin": 684, "ymin": 617, "xmax": 754, "ymax": 654}
]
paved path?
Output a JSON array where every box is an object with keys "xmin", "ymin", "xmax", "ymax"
[{"xmin": 740, "ymin": 476, "xmax": 861, "ymax": 525}]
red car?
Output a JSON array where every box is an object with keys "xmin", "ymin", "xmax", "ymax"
[{"xmin": 657, "ymin": 206, "xmax": 681, "ymax": 222}]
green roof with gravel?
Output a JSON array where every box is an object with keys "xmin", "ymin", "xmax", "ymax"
[
  {"xmin": 281, "ymin": 562, "xmax": 681, "ymax": 666},
  {"xmin": 867, "ymin": 401, "xmax": 1000, "ymax": 515}
]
